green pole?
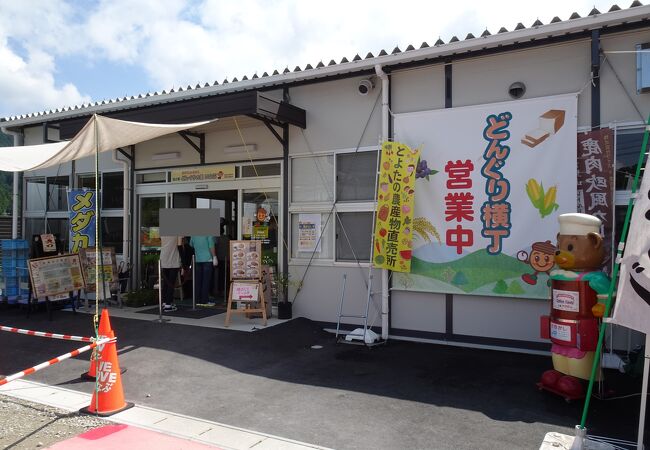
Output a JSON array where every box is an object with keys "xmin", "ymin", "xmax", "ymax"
[{"xmin": 580, "ymin": 115, "xmax": 650, "ymax": 429}]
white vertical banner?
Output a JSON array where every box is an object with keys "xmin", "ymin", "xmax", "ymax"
[
  {"xmin": 610, "ymin": 152, "xmax": 650, "ymax": 334},
  {"xmin": 298, "ymin": 213, "xmax": 322, "ymax": 253},
  {"xmin": 393, "ymin": 93, "xmax": 577, "ymax": 299}
]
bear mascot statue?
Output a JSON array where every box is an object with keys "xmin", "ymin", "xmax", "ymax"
[{"xmin": 539, "ymin": 213, "xmax": 611, "ymax": 400}]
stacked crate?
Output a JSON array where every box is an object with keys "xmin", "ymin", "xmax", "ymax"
[{"xmin": 1, "ymin": 239, "xmax": 30, "ymax": 304}]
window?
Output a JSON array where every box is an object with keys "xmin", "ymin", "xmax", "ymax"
[
  {"xmin": 101, "ymin": 217, "xmax": 123, "ymax": 253},
  {"xmin": 78, "ymin": 174, "xmax": 98, "ymax": 190},
  {"xmin": 47, "ymin": 176, "xmax": 69, "ymax": 211},
  {"xmin": 25, "ymin": 218, "xmax": 69, "ymax": 252},
  {"xmin": 241, "ymin": 163, "xmax": 281, "ymax": 177},
  {"xmin": 136, "ymin": 172, "xmax": 167, "ymax": 184},
  {"xmin": 26, "ymin": 178, "xmax": 46, "ymax": 211},
  {"xmin": 291, "ymin": 156, "xmax": 334, "ymax": 203},
  {"xmin": 102, "ymin": 172, "xmax": 124, "ymax": 209},
  {"xmin": 616, "ymin": 130, "xmax": 645, "ymax": 191},
  {"xmin": 335, "ymin": 212, "xmax": 373, "ymax": 262},
  {"xmin": 336, "ymin": 151, "xmax": 378, "ymax": 202}
]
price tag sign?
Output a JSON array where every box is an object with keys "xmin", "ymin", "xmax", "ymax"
[{"xmin": 232, "ymin": 282, "xmax": 259, "ymax": 302}]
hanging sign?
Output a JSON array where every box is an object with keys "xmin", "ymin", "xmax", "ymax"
[
  {"xmin": 392, "ymin": 93, "xmax": 577, "ymax": 299},
  {"xmin": 577, "ymin": 128, "xmax": 614, "ymax": 272},
  {"xmin": 67, "ymin": 190, "xmax": 96, "ymax": 253},
  {"xmin": 373, "ymin": 142, "xmax": 420, "ymax": 273},
  {"xmin": 170, "ymin": 165, "xmax": 235, "ymax": 183},
  {"xmin": 298, "ymin": 214, "xmax": 322, "ymax": 253}
]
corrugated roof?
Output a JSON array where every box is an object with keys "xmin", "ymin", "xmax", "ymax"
[{"xmin": 1, "ymin": 2, "xmax": 649, "ymax": 126}]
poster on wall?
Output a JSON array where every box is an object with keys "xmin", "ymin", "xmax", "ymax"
[
  {"xmin": 373, "ymin": 142, "xmax": 419, "ymax": 272},
  {"xmin": 28, "ymin": 254, "xmax": 85, "ymax": 298},
  {"xmin": 298, "ymin": 213, "xmax": 322, "ymax": 253},
  {"xmin": 67, "ymin": 190, "xmax": 96, "ymax": 253},
  {"xmin": 576, "ymin": 128, "xmax": 614, "ymax": 273},
  {"xmin": 392, "ymin": 93, "xmax": 577, "ymax": 299}
]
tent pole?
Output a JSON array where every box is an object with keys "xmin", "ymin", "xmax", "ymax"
[{"xmin": 638, "ymin": 333, "xmax": 650, "ymax": 449}]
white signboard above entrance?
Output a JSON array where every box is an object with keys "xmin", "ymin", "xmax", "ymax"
[{"xmin": 170, "ymin": 165, "xmax": 235, "ymax": 183}]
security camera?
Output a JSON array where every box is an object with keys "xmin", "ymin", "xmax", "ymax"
[
  {"xmin": 508, "ymin": 81, "xmax": 526, "ymax": 99},
  {"xmin": 358, "ymin": 79, "xmax": 375, "ymax": 96}
]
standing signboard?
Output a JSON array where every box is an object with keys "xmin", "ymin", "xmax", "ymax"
[
  {"xmin": 28, "ymin": 254, "xmax": 85, "ymax": 298},
  {"xmin": 225, "ymin": 240, "xmax": 266, "ymax": 326},
  {"xmin": 79, "ymin": 247, "xmax": 117, "ymax": 299}
]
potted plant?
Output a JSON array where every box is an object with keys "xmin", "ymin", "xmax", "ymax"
[{"xmin": 275, "ymin": 272, "xmax": 293, "ymax": 319}]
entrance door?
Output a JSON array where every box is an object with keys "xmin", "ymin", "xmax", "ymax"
[
  {"xmin": 241, "ymin": 190, "xmax": 280, "ymax": 304},
  {"xmin": 138, "ymin": 195, "xmax": 166, "ymax": 289}
]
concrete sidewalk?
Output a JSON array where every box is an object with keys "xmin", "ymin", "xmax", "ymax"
[{"xmin": 0, "ymin": 379, "xmax": 330, "ymax": 450}]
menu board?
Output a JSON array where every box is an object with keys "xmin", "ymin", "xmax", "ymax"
[
  {"xmin": 28, "ymin": 254, "xmax": 85, "ymax": 298},
  {"xmin": 79, "ymin": 247, "xmax": 117, "ymax": 294},
  {"xmin": 230, "ymin": 240, "xmax": 261, "ymax": 280}
]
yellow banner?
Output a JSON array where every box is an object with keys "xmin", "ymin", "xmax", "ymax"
[
  {"xmin": 373, "ymin": 142, "xmax": 419, "ymax": 272},
  {"xmin": 170, "ymin": 165, "xmax": 235, "ymax": 183}
]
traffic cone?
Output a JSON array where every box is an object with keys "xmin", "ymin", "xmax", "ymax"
[
  {"xmin": 81, "ymin": 309, "xmax": 125, "ymax": 380},
  {"xmin": 80, "ymin": 310, "xmax": 134, "ymax": 416}
]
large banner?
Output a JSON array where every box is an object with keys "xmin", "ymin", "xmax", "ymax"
[
  {"xmin": 67, "ymin": 190, "xmax": 96, "ymax": 253},
  {"xmin": 577, "ymin": 128, "xmax": 614, "ymax": 273},
  {"xmin": 393, "ymin": 94, "xmax": 577, "ymax": 299},
  {"xmin": 373, "ymin": 142, "xmax": 419, "ymax": 273}
]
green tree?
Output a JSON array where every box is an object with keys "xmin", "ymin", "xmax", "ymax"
[
  {"xmin": 507, "ymin": 280, "xmax": 525, "ymax": 295},
  {"xmin": 493, "ymin": 279, "xmax": 508, "ymax": 294},
  {"xmin": 452, "ymin": 271, "xmax": 468, "ymax": 286}
]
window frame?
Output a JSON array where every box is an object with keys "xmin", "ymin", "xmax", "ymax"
[{"xmin": 289, "ymin": 146, "xmax": 379, "ymax": 266}]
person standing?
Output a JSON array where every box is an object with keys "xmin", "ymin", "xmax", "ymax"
[
  {"xmin": 215, "ymin": 220, "xmax": 230, "ymax": 301},
  {"xmin": 190, "ymin": 235, "xmax": 217, "ymax": 305},
  {"xmin": 160, "ymin": 235, "xmax": 181, "ymax": 312},
  {"xmin": 178, "ymin": 236, "xmax": 194, "ymax": 300}
]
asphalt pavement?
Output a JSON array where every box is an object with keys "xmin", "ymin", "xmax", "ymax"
[{"xmin": 0, "ymin": 305, "xmax": 646, "ymax": 450}]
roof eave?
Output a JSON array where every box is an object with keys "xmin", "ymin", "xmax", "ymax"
[{"xmin": 2, "ymin": 5, "xmax": 649, "ymax": 129}]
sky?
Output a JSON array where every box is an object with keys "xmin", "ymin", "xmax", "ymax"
[{"xmin": 0, "ymin": 0, "xmax": 622, "ymax": 119}]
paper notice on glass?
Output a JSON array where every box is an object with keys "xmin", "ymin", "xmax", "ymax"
[{"xmin": 298, "ymin": 214, "xmax": 321, "ymax": 253}]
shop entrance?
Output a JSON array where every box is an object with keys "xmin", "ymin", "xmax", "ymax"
[{"xmin": 137, "ymin": 185, "xmax": 281, "ymax": 306}]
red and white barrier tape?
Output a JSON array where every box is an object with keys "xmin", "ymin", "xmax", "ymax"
[
  {"xmin": 0, "ymin": 337, "xmax": 114, "ymax": 387},
  {"xmin": 0, "ymin": 326, "xmax": 93, "ymax": 343}
]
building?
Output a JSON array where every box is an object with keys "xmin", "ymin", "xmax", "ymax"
[{"xmin": 1, "ymin": 4, "xmax": 650, "ymax": 352}]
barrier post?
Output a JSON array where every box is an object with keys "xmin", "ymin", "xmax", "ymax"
[
  {"xmin": 155, "ymin": 259, "xmax": 169, "ymax": 323},
  {"xmin": 191, "ymin": 255, "xmax": 196, "ymax": 311}
]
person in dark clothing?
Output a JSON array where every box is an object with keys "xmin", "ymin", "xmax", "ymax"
[{"xmin": 178, "ymin": 236, "xmax": 194, "ymax": 300}]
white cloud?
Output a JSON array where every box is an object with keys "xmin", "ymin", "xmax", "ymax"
[{"xmin": 0, "ymin": 0, "xmax": 625, "ymax": 118}]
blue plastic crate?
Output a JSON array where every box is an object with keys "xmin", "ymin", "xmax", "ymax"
[
  {"xmin": 1, "ymin": 239, "xmax": 28, "ymax": 250},
  {"xmin": 2, "ymin": 267, "xmax": 29, "ymax": 277},
  {"xmin": 3, "ymin": 286, "xmax": 29, "ymax": 296}
]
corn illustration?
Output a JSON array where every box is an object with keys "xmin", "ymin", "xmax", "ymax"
[{"xmin": 526, "ymin": 179, "xmax": 559, "ymax": 218}]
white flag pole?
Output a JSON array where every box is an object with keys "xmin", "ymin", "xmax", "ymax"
[{"xmin": 638, "ymin": 333, "xmax": 650, "ymax": 449}]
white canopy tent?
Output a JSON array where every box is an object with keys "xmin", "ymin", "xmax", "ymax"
[
  {"xmin": 0, "ymin": 114, "xmax": 214, "ymax": 306},
  {"xmin": 0, "ymin": 114, "xmax": 211, "ymax": 172}
]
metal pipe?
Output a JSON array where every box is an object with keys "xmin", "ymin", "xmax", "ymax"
[
  {"xmin": 375, "ymin": 64, "xmax": 390, "ymax": 341},
  {"xmin": 1, "ymin": 127, "xmax": 23, "ymax": 239},
  {"xmin": 112, "ymin": 149, "xmax": 131, "ymax": 271}
]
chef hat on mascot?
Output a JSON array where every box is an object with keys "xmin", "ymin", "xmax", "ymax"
[{"xmin": 558, "ymin": 213, "xmax": 602, "ymax": 236}]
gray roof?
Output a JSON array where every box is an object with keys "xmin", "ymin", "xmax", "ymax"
[{"xmin": 1, "ymin": 2, "xmax": 649, "ymax": 127}]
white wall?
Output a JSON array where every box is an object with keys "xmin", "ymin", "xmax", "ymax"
[
  {"xmin": 601, "ymin": 29, "xmax": 650, "ymax": 125},
  {"xmin": 288, "ymin": 76, "xmax": 382, "ymax": 155},
  {"xmin": 390, "ymin": 290, "xmax": 446, "ymax": 333},
  {"xmin": 391, "ymin": 64, "xmax": 446, "ymax": 114},
  {"xmin": 134, "ymin": 122, "xmax": 282, "ymax": 170}
]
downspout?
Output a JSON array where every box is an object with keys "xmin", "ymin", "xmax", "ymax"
[
  {"xmin": 112, "ymin": 150, "xmax": 131, "ymax": 268},
  {"xmin": 375, "ymin": 64, "xmax": 390, "ymax": 341},
  {"xmin": 1, "ymin": 127, "xmax": 23, "ymax": 239}
]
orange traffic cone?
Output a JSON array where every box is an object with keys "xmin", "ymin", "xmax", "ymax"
[
  {"xmin": 80, "ymin": 310, "xmax": 134, "ymax": 416},
  {"xmin": 81, "ymin": 309, "xmax": 126, "ymax": 380}
]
